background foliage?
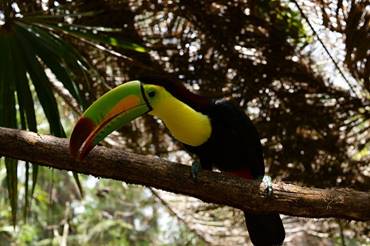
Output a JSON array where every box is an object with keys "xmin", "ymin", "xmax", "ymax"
[{"xmin": 0, "ymin": 0, "xmax": 369, "ymax": 245}]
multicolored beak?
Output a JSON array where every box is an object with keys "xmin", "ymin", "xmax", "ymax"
[{"xmin": 69, "ymin": 80, "xmax": 152, "ymax": 160}]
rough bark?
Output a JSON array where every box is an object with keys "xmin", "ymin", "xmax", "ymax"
[{"xmin": 0, "ymin": 127, "xmax": 369, "ymax": 221}]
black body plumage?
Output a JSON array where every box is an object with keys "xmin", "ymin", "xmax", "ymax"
[
  {"xmin": 185, "ymin": 100, "xmax": 285, "ymax": 246},
  {"xmin": 185, "ymin": 100, "xmax": 265, "ymax": 176}
]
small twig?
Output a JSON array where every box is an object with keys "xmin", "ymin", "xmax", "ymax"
[
  {"xmin": 290, "ymin": 0, "xmax": 360, "ymax": 98},
  {"xmin": 50, "ymin": 80, "xmax": 82, "ymax": 115}
]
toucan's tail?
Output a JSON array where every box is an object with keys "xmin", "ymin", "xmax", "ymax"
[{"xmin": 244, "ymin": 212, "xmax": 285, "ymax": 246}]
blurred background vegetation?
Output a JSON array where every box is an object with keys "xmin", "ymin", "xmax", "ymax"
[{"xmin": 0, "ymin": 0, "xmax": 369, "ymax": 245}]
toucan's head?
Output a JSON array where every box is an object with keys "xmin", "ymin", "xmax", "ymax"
[{"xmin": 69, "ymin": 79, "xmax": 210, "ymax": 160}]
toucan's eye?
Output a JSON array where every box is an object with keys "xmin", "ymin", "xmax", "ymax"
[{"xmin": 148, "ymin": 91, "xmax": 156, "ymax": 98}]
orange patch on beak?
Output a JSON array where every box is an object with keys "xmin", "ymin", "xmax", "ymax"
[{"xmin": 104, "ymin": 95, "xmax": 141, "ymax": 120}]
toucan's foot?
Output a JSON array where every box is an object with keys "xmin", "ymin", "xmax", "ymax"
[
  {"xmin": 191, "ymin": 161, "xmax": 202, "ymax": 181},
  {"xmin": 262, "ymin": 175, "xmax": 273, "ymax": 197}
]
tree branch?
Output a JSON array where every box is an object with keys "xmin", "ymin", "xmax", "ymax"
[{"xmin": 0, "ymin": 127, "xmax": 369, "ymax": 221}]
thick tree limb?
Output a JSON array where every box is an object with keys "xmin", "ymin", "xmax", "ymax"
[{"xmin": 0, "ymin": 127, "xmax": 369, "ymax": 221}]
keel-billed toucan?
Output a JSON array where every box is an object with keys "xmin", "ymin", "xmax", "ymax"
[{"xmin": 69, "ymin": 78, "xmax": 285, "ymax": 245}]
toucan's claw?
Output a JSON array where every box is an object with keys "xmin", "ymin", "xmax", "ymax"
[
  {"xmin": 191, "ymin": 161, "xmax": 202, "ymax": 181},
  {"xmin": 262, "ymin": 175, "xmax": 273, "ymax": 197}
]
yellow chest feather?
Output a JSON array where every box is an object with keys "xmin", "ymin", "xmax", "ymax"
[{"xmin": 149, "ymin": 95, "xmax": 212, "ymax": 146}]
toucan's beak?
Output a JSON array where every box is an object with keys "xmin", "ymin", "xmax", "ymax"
[{"xmin": 69, "ymin": 80, "xmax": 151, "ymax": 160}]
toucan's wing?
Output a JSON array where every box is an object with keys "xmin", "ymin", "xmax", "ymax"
[{"xmin": 210, "ymin": 100, "xmax": 265, "ymax": 178}]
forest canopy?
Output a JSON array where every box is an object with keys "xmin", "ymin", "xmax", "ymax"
[{"xmin": 0, "ymin": 0, "xmax": 369, "ymax": 245}]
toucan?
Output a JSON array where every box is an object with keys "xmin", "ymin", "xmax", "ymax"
[{"xmin": 69, "ymin": 77, "xmax": 285, "ymax": 245}]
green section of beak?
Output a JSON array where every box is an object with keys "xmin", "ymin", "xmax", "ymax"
[
  {"xmin": 83, "ymin": 81, "xmax": 146, "ymax": 124},
  {"xmin": 91, "ymin": 99, "xmax": 149, "ymax": 146},
  {"xmin": 69, "ymin": 80, "xmax": 151, "ymax": 159}
]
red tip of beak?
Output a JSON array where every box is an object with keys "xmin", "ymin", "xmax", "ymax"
[{"xmin": 69, "ymin": 117, "xmax": 96, "ymax": 160}]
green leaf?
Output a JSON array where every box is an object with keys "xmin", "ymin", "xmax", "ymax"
[
  {"xmin": 23, "ymin": 162, "xmax": 30, "ymax": 222},
  {"xmin": 15, "ymin": 22, "xmax": 89, "ymax": 109},
  {"xmin": 9, "ymin": 33, "xmax": 40, "ymax": 213},
  {"xmin": 47, "ymin": 23, "xmax": 123, "ymax": 33},
  {"xmin": 10, "ymin": 40, "xmax": 31, "ymax": 222},
  {"xmin": 16, "ymin": 24, "xmax": 83, "ymax": 108},
  {"xmin": 0, "ymin": 37, "xmax": 5, "ymax": 126},
  {"xmin": 5, "ymin": 158, "xmax": 18, "ymax": 227},
  {"xmin": 17, "ymin": 21, "xmax": 111, "ymax": 105},
  {"xmin": 38, "ymin": 22, "xmax": 148, "ymax": 53},
  {"xmin": 24, "ymin": 10, "xmax": 104, "ymax": 20},
  {"xmin": 73, "ymin": 172, "xmax": 84, "ymax": 198},
  {"xmin": 14, "ymin": 22, "xmax": 83, "ymax": 198},
  {"xmin": 0, "ymin": 33, "xmax": 19, "ymax": 227},
  {"xmin": 14, "ymin": 26, "xmax": 65, "ymax": 137},
  {"xmin": 31, "ymin": 163, "xmax": 38, "ymax": 201},
  {"xmin": 11, "ymin": 30, "xmax": 38, "ymax": 132}
]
